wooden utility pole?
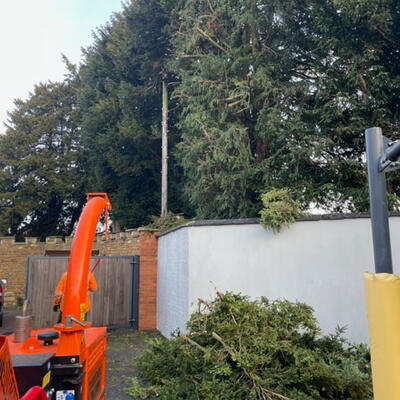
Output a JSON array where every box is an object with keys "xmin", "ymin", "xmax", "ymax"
[{"xmin": 161, "ymin": 75, "xmax": 168, "ymax": 216}]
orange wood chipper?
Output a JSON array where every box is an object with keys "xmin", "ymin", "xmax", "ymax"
[{"xmin": 0, "ymin": 193, "xmax": 112, "ymax": 400}]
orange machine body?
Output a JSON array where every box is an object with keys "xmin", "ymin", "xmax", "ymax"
[
  {"xmin": 6, "ymin": 193, "xmax": 112, "ymax": 400},
  {"xmin": 7, "ymin": 327, "xmax": 107, "ymax": 399},
  {"xmin": 0, "ymin": 335, "xmax": 19, "ymax": 400}
]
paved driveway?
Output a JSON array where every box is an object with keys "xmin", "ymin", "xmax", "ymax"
[{"xmin": 106, "ymin": 328, "xmax": 160, "ymax": 400}]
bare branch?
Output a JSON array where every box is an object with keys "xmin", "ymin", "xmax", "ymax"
[
  {"xmin": 181, "ymin": 334, "xmax": 208, "ymax": 353},
  {"xmin": 206, "ymin": 0, "xmax": 215, "ymax": 13},
  {"xmin": 375, "ymin": 26, "xmax": 400, "ymax": 48}
]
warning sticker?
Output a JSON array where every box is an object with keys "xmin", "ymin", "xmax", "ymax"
[
  {"xmin": 56, "ymin": 390, "xmax": 75, "ymax": 400},
  {"xmin": 42, "ymin": 370, "xmax": 51, "ymax": 388}
]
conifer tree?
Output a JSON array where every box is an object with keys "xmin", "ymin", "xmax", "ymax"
[
  {"xmin": 169, "ymin": 0, "xmax": 400, "ymax": 217},
  {"xmin": 0, "ymin": 64, "xmax": 85, "ymax": 238},
  {"xmin": 79, "ymin": 0, "xmax": 188, "ymax": 228}
]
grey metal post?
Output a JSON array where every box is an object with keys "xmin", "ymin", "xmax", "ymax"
[{"xmin": 365, "ymin": 127, "xmax": 393, "ymax": 273}]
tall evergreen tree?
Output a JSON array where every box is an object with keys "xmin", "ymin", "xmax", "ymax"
[
  {"xmin": 79, "ymin": 0, "xmax": 188, "ymax": 228},
  {"xmin": 327, "ymin": 0, "xmax": 400, "ymax": 206},
  {"xmin": 0, "ymin": 64, "xmax": 86, "ymax": 238},
  {"xmin": 169, "ymin": 0, "xmax": 400, "ymax": 218}
]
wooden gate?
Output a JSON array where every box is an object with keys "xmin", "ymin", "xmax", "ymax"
[{"xmin": 26, "ymin": 256, "xmax": 139, "ymax": 329}]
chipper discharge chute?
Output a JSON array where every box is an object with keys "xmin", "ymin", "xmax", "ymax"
[{"xmin": 4, "ymin": 193, "xmax": 112, "ymax": 400}]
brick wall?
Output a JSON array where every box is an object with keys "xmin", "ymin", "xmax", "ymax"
[
  {"xmin": 0, "ymin": 230, "xmax": 139, "ymax": 306},
  {"xmin": 138, "ymin": 229, "xmax": 158, "ymax": 330}
]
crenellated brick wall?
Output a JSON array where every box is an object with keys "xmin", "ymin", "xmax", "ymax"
[{"xmin": 0, "ymin": 230, "xmax": 139, "ymax": 306}]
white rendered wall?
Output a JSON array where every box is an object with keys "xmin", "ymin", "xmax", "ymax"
[
  {"xmin": 159, "ymin": 217, "xmax": 400, "ymax": 342},
  {"xmin": 157, "ymin": 227, "xmax": 190, "ymax": 337}
]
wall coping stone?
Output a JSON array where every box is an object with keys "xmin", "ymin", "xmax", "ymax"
[
  {"xmin": 25, "ymin": 237, "xmax": 39, "ymax": 244},
  {"xmin": 45, "ymin": 236, "xmax": 64, "ymax": 244},
  {"xmin": 0, "ymin": 237, "xmax": 15, "ymax": 244},
  {"xmin": 138, "ymin": 227, "xmax": 159, "ymax": 233},
  {"xmin": 157, "ymin": 212, "xmax": 400, "ymax": 237},
  {"xmin": 0, "ymin": 229, "xmax": 140, "ymax": 246}
]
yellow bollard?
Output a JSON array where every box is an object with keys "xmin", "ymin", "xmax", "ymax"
[{"xmin": 364, "ymin": 272, "xmax": 400, "ymax": 399}]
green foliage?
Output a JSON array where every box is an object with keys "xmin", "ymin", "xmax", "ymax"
[
  {"xmin": 146, "ymin": 211, "xmax": 190, "ymax": 231},
  {"xmin": 167, "ymin": 0, "xmax": 400, "ymax": 218},
  {"xmin": 79, "ymin": 0, "xmax": 190, "ymax": 228},
  {"xmin": 125, "ymin": 377, "xmax": 154, "ymax": 398},
  {"xmin": 125, "ymin": 376, "xmax": 165, "ymax": 399},
  {"xmin": 16, "ymin": 296, "xmax": 24, "ymax": 308},
  {"xmin": 129, "ymin": 292, "xmax": 372, "ymax": 400},
  {"xmin": 260, "ymin": 189, "xmax": 302, "ymax": 233},
  {"xmin": 0, "ymin": 61, "xmax": 86, "ymax": 238},
  {"xmin": 4, "ymin": 0, "xmax": 400, "ymax": 231}
]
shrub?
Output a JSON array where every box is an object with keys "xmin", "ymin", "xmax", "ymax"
[
  {"xmin": 145, "ymin": 211, "xmax": 190, "ymax": 232},
  {"xmin": 260, "ymin": 189, "xmax": 301, "ymax": 233},
  {"xmin": 126, "ymin": 292, "xmax": 372, "ymax": 400}
]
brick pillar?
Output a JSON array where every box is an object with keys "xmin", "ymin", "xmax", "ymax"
[{"xmin": 138, "ymin": 230, "xmax": 158, "ymax": 330}]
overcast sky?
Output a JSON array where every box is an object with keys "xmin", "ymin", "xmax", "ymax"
[{"xmin": 0, "ymin": 0, "xmax": 124, "ymax": 134}]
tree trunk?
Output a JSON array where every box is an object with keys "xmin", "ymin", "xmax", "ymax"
[{"xmin": 161, "ymin": 77, "xmax": 168, "ymax": 216}]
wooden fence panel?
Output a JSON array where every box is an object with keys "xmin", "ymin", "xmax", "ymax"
[
  {"xmin": 27, "ymin": 257, "xmax": 68, "ymax": 329},
  {"xmin": 27, "ymin": 256, "xmax": 137, "ymax": 329},
  {"xmin": 90, "ymin": 257, "xmax": 133, "ymax": 327}
]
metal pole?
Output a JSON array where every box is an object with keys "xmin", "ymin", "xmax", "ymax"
[
  {"xmin": 161, "ymin": 77, "xmax": 168, "ymax": 216},
  {"xmin": 365, "ymin": 127, "xmax": 393, "ymax": 273},
  {"xmin": 383, "ymin": 140, "xmax": 400, "ymax": 164}
]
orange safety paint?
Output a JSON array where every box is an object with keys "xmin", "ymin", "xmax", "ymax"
[
  {"xmin": 6, "ymin": 193, "xmax": 111, "ymax": 399},
  {"xmin": 55, "ymin": 194, "xmax": 111, "ymax": 357}
]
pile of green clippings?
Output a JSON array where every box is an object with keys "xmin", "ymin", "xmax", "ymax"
[{"xmin": 126, "ymin": 292, "xmax": 372, "ymax": 400}]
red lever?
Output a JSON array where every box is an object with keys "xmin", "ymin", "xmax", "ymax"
[
  {"xmin": 91, "ymin": 257, "xmax": 102, "ymax": 273},
  {"xmin": 21, "ymin": 387, "xmax": 48, "ymax": 400}
]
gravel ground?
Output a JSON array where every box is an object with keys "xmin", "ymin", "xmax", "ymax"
[{"xmin": 106, "ymin": 328, "xmax": 161, "ymax": 400}]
